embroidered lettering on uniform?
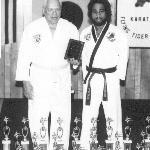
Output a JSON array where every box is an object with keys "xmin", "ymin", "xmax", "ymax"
[
  {"xmin": 106, "ymin": 32, "xmax": 116, "ymax": 42},
  {"xmin": 84, "ymin": 33, "xmax": 91, "ymax": 41},
  {"xmin": 33, "ymin": 34, "xmax": 41, "ymax": 44}
]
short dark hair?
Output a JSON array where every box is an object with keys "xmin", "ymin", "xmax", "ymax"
[{"xmin": 88, "ymin": 0, "xmax": 112, "ymax": 23}]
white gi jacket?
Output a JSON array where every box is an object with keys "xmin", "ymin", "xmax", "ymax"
[
  {"xmin": 16, "ymin": 17, "xmax": 79, "ymax": 150},
  {"xmin": 80, "ymin": 23, "xmax": 129, "ymax": 149}
]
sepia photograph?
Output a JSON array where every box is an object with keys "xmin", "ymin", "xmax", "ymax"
[{"xmin": 0, "ymin": 0, "xmax": 150, "ymax": 150}]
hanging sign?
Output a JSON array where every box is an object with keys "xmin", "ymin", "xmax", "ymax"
[{"xmin": 117, "ymin": 0, "xmax": 150, "ymax": 47}]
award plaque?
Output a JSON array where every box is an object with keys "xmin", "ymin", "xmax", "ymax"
[{"xmin": 64, "ymin": 39, "xmax": 84, "ymax": 61}]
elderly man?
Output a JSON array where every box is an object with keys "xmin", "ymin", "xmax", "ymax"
[{"xmin": 15, "ymin": 0, "xmax": 79, "ymax": 149}]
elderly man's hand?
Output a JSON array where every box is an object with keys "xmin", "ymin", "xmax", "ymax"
[
  {"xmin": 23, "ymin": 81, "xmax": 34, "ymax": 99},
  {"xmin": 67, "ymin": 58, "xmax": 80, "ymax": 66}
]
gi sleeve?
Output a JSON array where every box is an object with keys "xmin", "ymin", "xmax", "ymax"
[
  {"xmin": 69, "ymin": 25, "xmax": 79, "ymax": 41},
  {"xmin": 15, "ymin": 26, "xmax": 32, "ymax": 81},
  {"xmin": 117, "ymin": 31, "xmax": 129, "ymax": 80},
  {"xmin": 80, "ymin": 30, "xmax": 88, "ymax": 80}
]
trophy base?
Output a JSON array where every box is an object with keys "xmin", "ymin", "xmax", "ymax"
[
  {"xmin": 21, "ymin": 141, "xmax": 29, "ymax": 150},
  {"xmin": 56, "ymin": 140, "xmax": 64, "ymax": 150},
  {"xmin": 38, "ymin": 141, "xmax": 48, "ymax": 150},
  {"xmin": 90, "ymin": 140, "xmax": 98, "ymax": 150},
  {"xmin": 123, "ymin": 140, "xmax": 132, "ymax": 144},
  {"xmin": 123, "ymin": 140, "xmax": 132, "ymax": 150},
  {"xmin": 145, "ymin": 139, "xmax": 150, "ymax": 149},
  {"xmin": 2, "ymin": 140, "xmax": 11, "ymax": 144},
  {"xmin": 105, "ymin": 140, "xmax": 115, "ymax": 150},
  {"xmin": 72, "ymin": 140, "xmax": 81, "ymax": 150},
  {"xmin": 21, "ymin": 141, "xmax": 29, "ymax": 144},
  {"xmin": 2, "ymin": 140, "xmax": 11, "ymax": 150}
]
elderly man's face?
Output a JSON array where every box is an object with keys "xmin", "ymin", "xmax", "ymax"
[{"xmin": 44, "ymin": 0, "xmax": 61, "ymax": 25}]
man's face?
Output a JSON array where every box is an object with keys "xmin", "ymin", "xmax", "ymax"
[
  {"xmin": 91, "ymin": 3, "xmax": 107, "ymax": 26},
  {"xmin": 44, "ymin": 1, "xmax": 61, "ymax": 25}
]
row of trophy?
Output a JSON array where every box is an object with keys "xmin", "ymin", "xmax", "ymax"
[
  {"xmin": 2, "ymin": 116, "xmax": 29, "ymax": 150},
  {"xmin": 1, "ymin": 115, "xmax": 150, "ymax": 150},
  {"xmin": 1, "ymin": 116, "xmax": 65, "ymax": 150},
  {"xmin": 71, "ymin": 116, "xmax": 150, "ymax": 150}
]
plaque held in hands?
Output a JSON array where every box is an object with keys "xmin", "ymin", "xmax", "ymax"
[{"xmin": 64, "ymin": 39, "xmax": 84, "ymax": 61}]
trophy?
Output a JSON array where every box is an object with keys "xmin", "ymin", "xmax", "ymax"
[
  {"xmin": 2, "ymin": 116, "xmax": 11, "ymax": 150},
  {"xmin": 145, "ymin": 116, "xmax": 150, "ymax": 149},
  {"xmin": 52, "ymin": 132, "xmax": 58, "ymax": 150},
  {"xmin": 105, "ymin": 117, "xmax": 114, "ymax": 150},
  {"xmin": 56, "ymin": 117, "xmax": 64, "ymax": 150},
  {"xmin": 123, "ymin": 117, "xmax": 132, "ymax": 150},
  {"xmin": 39, "ymin": 117, "xmax": 48, "ymax": 150},
  {"xmin": 146, "ymin": 116, "xmax": 150, "ymax": 140},
  {"xmin": 90, "ymin": 117, "xmax": 98, "ymax": 150},
  {"xmin": 140, "ymin": 131, "xmax": 146, "ymax": 150},
  {"xmin": 21, "ymin": 117, "xmax": 29, "ymax": 150},
  {"xmin": 124, "ymin": 117, "xmax": 132, "ymax": 140},
  {"xmin": 14, "ymin": 131, "xmax": 23, "ymax": 150},
  {"xmin": 115, "ymin": 132, "xmax": 122, "ymax": 150},
  {"xmin": 32, "ymin": 132, "xmax": 41, "ymax": 150},
  {"xmin": 136, "ymin": 143, "xmax": 141, "ymax": 150},
  {"xmin": 71, "ymin": 117, "xmax": 81, "ymax": 150}
]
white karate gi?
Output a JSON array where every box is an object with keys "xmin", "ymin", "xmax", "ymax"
[
  {"xmin": 16, "ymin": 17, "xmax": 79, "ymax": 150},
  {"xmin": 80, "ymin": 24, "xmax": 129, "ymax": 149}
]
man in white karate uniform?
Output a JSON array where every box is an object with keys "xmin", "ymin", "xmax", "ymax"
[
  {"xmin": 15, "ymin": 0, "xmax": 79, "ymax": 149},
  {"xmin": 80, "ymin": 0, "xmax": 129, "ymax": 149}
]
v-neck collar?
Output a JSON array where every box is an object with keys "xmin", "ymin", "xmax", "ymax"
[{"xmin": 92, "ymin": 23, "xmax": 107, "ymax": 43}]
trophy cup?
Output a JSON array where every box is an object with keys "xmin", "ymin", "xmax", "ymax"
[
  {"xmin": 2, "ymin": 116, "xmax": 11, "ymax": 150},
  {"xmin": 145, "ymin": 116, "xmax": 150, "ymax": 150},
  {"xmin": 14, "ymin": 131, "xmax": 23, "ymax": 150},
  {"xmin": 39, "ymin": 117, "xmax": 48, "ymax": 150},
  {"xmin": 56, "ymin": 117, "xmax": 64, "ymax": 150},
  {"xmin": 71, "ymin": 117, "xmax": 81, "ymax": 150},
  {"xmin": 90, "ymin": 117, "xmax": 98, "ymax": 150},
  {"xmin": 123, "ymin": 117, "xmax": 132, "ymax": 150},
  {"xmin": 21, "ymin": 117, "xmax": 29, "ymax": 150},
  {"xmin": 105, "ymin": 117, "xmax": 114, "ymax": 150}
]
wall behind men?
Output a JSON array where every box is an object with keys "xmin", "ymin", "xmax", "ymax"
[{"xmin": 32, "ymin": 0, "xmax": 116, "ymax": 31}]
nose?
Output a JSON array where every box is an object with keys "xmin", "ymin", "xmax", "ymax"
[
  {"xmin": 52, "ymin": 10, "xmax": 57, "ymax": 16},
  {"xmin": 96, "ymin": 13, "xmax": 101, "ymax": 19}
]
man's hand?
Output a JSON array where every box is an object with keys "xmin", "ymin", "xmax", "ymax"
[
  {"xmin": 23, "ymin": 81, "xmax": 34, "ymax": 99},
  {"xmin": 67, "ymin": 58, "xmax": 80, "ymax": 66}
]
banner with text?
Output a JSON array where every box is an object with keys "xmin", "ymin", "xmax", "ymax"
[{"xmin": 117, "ymin": 0, "xmax": 150, "ymax": 47}]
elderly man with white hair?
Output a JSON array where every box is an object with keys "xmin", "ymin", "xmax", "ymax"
[{"xmin": 15, "ymin": 0, "xmax": 79, "ymax": 149}]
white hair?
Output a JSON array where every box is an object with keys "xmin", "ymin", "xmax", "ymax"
[{"xmin": 42, "ymin": 0, "xmax": 62, "ymax": 8}]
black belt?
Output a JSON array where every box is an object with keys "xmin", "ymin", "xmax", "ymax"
[{"xmin": 85, "ymin": 66, "xmax": 117, "ymax": 105}]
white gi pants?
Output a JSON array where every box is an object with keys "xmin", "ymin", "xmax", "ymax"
[
  {"xmin": 28, "ymin": 64, "xmax": 71, "ymax": 150},
  {"xmin": 80, "ymin": 72, "xmax": 123, "ymax": 150}
]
